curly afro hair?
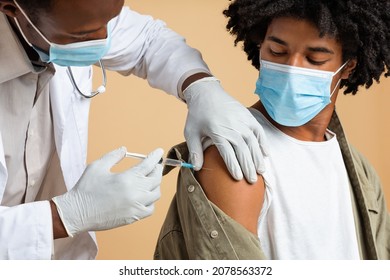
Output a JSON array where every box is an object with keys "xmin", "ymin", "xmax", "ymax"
[{"xmin": 223, "ymin": 0, "xmax": 390, "ymax": 94}]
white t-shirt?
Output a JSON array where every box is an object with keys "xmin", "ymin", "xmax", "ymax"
[{"xmin": 250, "ymin": 108, "xmax": 360, "ymax": 260}]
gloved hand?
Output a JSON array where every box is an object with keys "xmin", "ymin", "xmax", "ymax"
[
  {"xmin": 183, "ymin": 77, "xmax": 267, "ymax": 184},
  {"xmin": 52, "ymin": 147, "xmax": 163, "ymax": 237}
]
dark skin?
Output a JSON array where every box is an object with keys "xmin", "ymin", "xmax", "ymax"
[
  {"xmin": 196, "ymin": 17, "xmax": 357, "ymax": 235},
  {"xmin": 0, "ymin": 0, "xmax": 210, "ymax": 239},
  {"xmin": 256, "ymin": 17, "xmax": 356, "ymax": 142}
]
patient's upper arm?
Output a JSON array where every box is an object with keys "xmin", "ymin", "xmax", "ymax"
[{"xmin": 195, "ymin": 145, "xmax": 265, "ymax": 235}]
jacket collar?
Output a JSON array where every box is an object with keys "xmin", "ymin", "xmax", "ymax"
[
  {"xmin": 0, "ymin": 14, "xmax": 51, "ymax": 84},
  {"xmin": 329, "ymin": 110, "xmax": 378, "ymax": 259}
]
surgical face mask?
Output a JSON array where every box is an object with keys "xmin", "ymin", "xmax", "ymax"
[
  {"xmin": 254, "ymin": 60, "xmax": 348, "ymax": 127},
  {"xmin": 13, "ymin": 0, "xmax": 111, "ymax": 67}
]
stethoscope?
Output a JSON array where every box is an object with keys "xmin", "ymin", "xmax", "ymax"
[
  {"xmin": 12, "ymin": 9, "xmax": 107, "ymax": 99},
  {"xmin": 67, "ymin": 60, "xmax": 107, "ymax": 99},
  {"xmin": 12, "ymin": 11, "xmax": 107, "ymax": 99}
]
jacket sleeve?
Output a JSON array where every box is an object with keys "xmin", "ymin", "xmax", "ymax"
[
  {"xmin": 351, "ymin": 146, "xmax": 390, "ymax": 259},
  {"xmin": 366, "ymin": 163, "xmax": 390, "ymax": 259},
  {"xmin": 0, "ymin": 201, "xmax": 53, "ymax": 259},
  {"xmin": 102, "ymin": 6, "xmax": 210, "ymax": 99},
  {"xmin": 154, "ymin": 143, "xmax": 267, "ymax": 260}
]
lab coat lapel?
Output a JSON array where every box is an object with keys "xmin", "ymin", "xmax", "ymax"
[
  {"xmin": 50, "ymin": 65, "xmax": 98, "ymax": 258},
  {"xmin": 0, "ymin": 132, "xmax": 8, "ymax": 200},
  {"xmin": 50, "ymin": 65, "xmax": 92, "ymax": 191}
]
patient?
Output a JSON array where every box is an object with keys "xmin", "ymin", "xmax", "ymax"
[{"xmin": 154, "ymin": 0, "xmax": 390, "ymax": 260}]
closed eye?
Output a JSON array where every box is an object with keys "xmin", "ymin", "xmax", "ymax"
[
  {"xmin": 307, "ymin": 57, "xmax": 329, "ymax": 65},
  {"xmin": 270, "ymin": 49, "xmax": 286, "ymax": 56}
]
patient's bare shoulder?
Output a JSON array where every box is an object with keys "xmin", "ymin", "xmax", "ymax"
[{"xmin": 195, "ymin": 145, "xmax": 265, "ymax": 235}]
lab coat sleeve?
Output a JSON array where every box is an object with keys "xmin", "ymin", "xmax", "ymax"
[
  {"xmin": 102, "ymin": 6, "xmax": 211, "ymax": 98},
  {"xmin": 0, "ymin": 201, "xmax": 53, "ymax": 259}
]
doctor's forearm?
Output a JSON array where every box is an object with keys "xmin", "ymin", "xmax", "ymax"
[
  {"xmin": 181, "ymin": 72, "xmax": 212, "ymax": 93},
  {"xmin": 50, "ymin": 200, "xmax": 68, "ymax": 239}
]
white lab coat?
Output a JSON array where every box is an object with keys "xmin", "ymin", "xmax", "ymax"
[{"xmin": 0, "ymin": 6, "xmax": 209, "ymax": 259}]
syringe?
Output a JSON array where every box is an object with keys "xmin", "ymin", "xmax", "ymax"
[{"xmin": 125, "ymin": 152, "xmax": 194, "ymax": 169}]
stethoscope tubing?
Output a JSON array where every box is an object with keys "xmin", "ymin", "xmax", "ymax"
[{"xmin": 67, "ymin": 60, "xmax": 107, "ymax": 99}]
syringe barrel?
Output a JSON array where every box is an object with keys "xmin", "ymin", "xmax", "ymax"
[{"xmin": 163, "ymin": 158, "xmax": 183, "ymax": 167}]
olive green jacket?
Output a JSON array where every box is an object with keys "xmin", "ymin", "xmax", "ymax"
[{"xmin": 154, "ymin": 112, "xmax": 390, "ymax": 260}]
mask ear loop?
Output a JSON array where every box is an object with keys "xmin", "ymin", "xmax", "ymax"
[
  {"xmin": 259, "ymin": 50, "xmax": 263, "ymax": 66},
  {"xmin": 330, "ymin": 79, "xmax": 342, "ymax": 97},
  {"xmin": 14, "ymin": 0, "xmax": 53, "ymax": 46},
  {"xmin": 14, "ymin": 17, "xmax": 33, "ymax": 47},
  {"xmin": 330, "ymin": 60, "xmax": 349, "ymax": 97},
  {"xmin": 15, "ymin": 0, "xmax": 107, "ymax": 99},
  {"xmin": 333, "ymin": 60, "xmax": 350, "ymax": 76}
]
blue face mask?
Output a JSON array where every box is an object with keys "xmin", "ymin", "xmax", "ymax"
[
  {"xmin": 14, "ymin": 0, "xmax": 111, "ymax": 67},
  {"xmin": 254, "ymin": 60, "xmax": 347, "ymax": 127}
]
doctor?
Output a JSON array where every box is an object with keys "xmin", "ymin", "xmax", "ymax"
[{"xmin": 0, "ymin": 0, "xmax": 267, "ymax": 259}]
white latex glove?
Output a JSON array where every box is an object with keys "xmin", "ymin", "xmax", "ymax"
[
  {"xmin": 184, "ymin": 77, "xmax": 267, "ymax": 183},
  {"xmin": 52, "ymin": 147, "xmax": 163, "ymax": 237}
]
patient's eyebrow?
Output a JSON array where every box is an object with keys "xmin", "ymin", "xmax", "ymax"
[
  {"xmin": 267, "ymin": 35, "xmax": 335, "ymax": 54},
  {"xmin": 307, "ymin": 46, "xmax": 334, "ymax": 54},
  {"xmin": 266, "ymin": 36, "xmax": 287, "ymax": 46}
]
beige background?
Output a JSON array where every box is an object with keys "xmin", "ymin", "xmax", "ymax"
[{"xmin": 89, "ymin": 0, "xmax": 390, "ymax": 259}]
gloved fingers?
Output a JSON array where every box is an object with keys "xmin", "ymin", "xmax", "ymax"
[
  {"xmin": 139, "ymin": 186, "xmax": 161, "ymax": 206},
  {"xmin": 118, "ymin": 165, "xmax": 161, "ymax": 196},
  {"xmin": 185, "ymin": 134, "xmax": 204, "ymax": 171},
  {"xmin": 244, "ymin": 121, "xmax": 267, "ymax": 174},
  {"xmin": 97, "ymin": 146, "xmax": 127, "ymax": 170},
  {"xmin": 138, "ymin": 204, "xmax": 155, "ymax": 220},
  {"xmin": 214, "ymin": 137, "xmax": 243, "ymax": 181},
  {"xmin": 230, "ymin": 130, "xmax": 258, "ymax": 183},
  {"xmin": 250, "ymin": 117, "xmax": 269, "ymax": 158},
  {"xmin": 131, "ymin": 201, "xmax": 157, "ymax": 222},
  {"xmin": 140, "ymin": 166, "xmax": 163, "ymax": 192},
  {"xmin": 146, "ymin": 163, "xmax": 163, "ymax": 181},
  {"xmin": 246, "ymin": 134, "xmax": 265, "ymax": 175},
  {"xmin": 130, "ymin": 148, "xmax": 164, "ymax": 176}
]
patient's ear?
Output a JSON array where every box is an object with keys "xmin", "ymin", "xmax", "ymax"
[{"xmin": 341, "ymin": 59, "xmax": 357, "ymax": 80}]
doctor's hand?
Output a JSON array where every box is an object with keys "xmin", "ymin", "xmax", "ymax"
[
  {"xmin": 183, "ymin": 77, "xmax": 267, "ymax": 184},
  {"xmin": 52, "ymin": 147, "xmax": 163, "ymax": 237}
]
